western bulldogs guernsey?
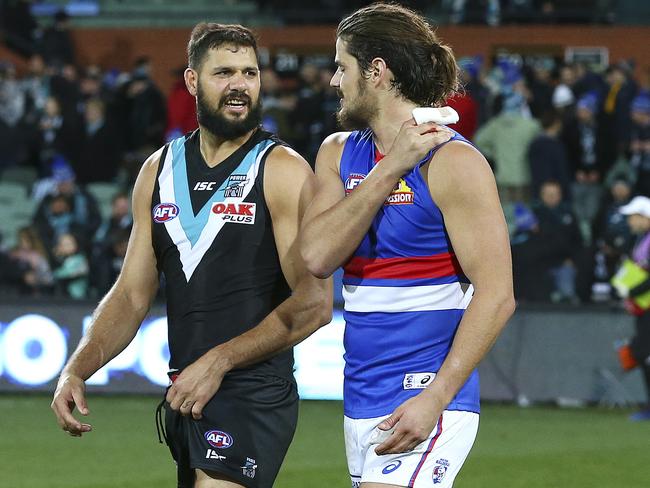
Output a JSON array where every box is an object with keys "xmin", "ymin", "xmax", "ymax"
[
  {"xmin": 151, "ymin": 128, "xmax": 293, "ymax": 379},
  {"xmin": 340, "ymin": 128, "xmax": 479, "ymax": 419}
]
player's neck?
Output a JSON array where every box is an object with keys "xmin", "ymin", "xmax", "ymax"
[
  {"xmin": 198, "ymin": 127, "xmax": 256, "ymax": 168},
  {"xmin": 370, "ymin": 99, "xmax": 418, "ymax": 155}
]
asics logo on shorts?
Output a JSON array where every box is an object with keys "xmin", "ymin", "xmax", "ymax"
[{"xmin": 382, "ymin": 460, "xmax": 402, "ymax": 474}]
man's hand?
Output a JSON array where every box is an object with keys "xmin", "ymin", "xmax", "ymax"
[
  {"xmin": 166, "ymin": 351, "xmax": 228, "ymax": 420},
  {"xmin": 51, "ymin": 374, "xmax": 92, "ymax": 437},
  {"xmin": 381, "ymin": 119, "xmax": 453, "ymax": 179},
  {"xmin": 374, "ymin": 389, "xmax": 444, "ymax": 455}
]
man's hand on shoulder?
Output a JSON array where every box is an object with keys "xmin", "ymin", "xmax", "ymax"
[{"xmin": 380, "ymin": 119, "xmax": 453, "ymax": 179}]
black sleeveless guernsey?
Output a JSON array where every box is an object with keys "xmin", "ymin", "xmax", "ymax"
[{"xmin": 150, "ymin": 128, "xmax": 293, "ymax": 379}]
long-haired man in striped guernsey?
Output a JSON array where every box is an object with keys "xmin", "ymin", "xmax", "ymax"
[{"xmin": 301, "ymin": 4, "xmax": 515, "ymax": 487}]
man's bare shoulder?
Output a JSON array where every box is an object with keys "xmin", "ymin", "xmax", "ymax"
[
  {"xmin": 264, "ymin": 144, "xmax": 312, "ymax": 175},
  {"xmin": 132, "ymin": 146, "xmax": 166, "ymax": 201},
  {"xmin": 427, "ymin": 139, "xmax": 497, "ymax": 203},
  {"xmin": 322, "ymin": 131, "xmax": 352, "ymax": 148},
  {"xmin": 141, "ymin": 146, "xmax": 166, "ymax": 175},
  {"xmin": 316, "ymin": 131, "xmax": 353, "ymax": 173},
  {"xmin": 429, "ymin": 140, "xmax": 492, "ymax": 179}
]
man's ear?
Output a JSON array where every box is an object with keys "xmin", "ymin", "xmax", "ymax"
[
  {"xmin": 185, "ymin": 68, "xmax": 198, "ymax": 97},
  {"xmin": 369, "ymin": 57, "xmax": 389, "ymax": 88}
]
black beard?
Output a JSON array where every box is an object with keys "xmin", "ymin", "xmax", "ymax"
[{"xmin": 197, "ymin": 85, "xmax": 262, "ymax": 139}]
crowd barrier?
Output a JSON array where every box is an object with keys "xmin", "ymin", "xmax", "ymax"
[{"xmin": 0, "ymin": 300, "xmax": 645, "ymax": 405}]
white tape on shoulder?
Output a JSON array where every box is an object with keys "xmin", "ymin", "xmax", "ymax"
[{"xmin": 412, "ymin": 106, "xmax": 459, "ymax": 125}]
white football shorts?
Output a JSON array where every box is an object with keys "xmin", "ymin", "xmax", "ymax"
[{"xmin": 344, "ymin": 410, "xmax": 479, "ymax": 487}]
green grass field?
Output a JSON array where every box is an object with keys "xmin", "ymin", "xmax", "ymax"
[{"xmin": 1, "ymin": 395, "xmax": 648, "ymax": 487}]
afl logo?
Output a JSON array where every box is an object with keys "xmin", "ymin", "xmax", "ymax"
[
  {"xmin": 153, "ymin": 203, "xmax": 179, "ymax": 223},
  {"xmin": 345, "ymin": 173, "xmax": 366, "ymax": 194},
  {"xmin": 204, "ymin": 430, "xmax": 233, "ymax": 449}
]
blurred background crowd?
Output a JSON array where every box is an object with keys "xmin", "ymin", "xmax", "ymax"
[{"xmin": 0, "ymin": 0, "xmax": 649, "ymax": 305}]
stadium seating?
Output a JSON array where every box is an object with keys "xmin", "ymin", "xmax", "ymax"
[
  {"xmin": 0, "ymin": 182, "xmax": 35, "ymax": 248},
  {"xmin": 86, "ymin": 181, "xmax": 119, "ymax": 218},
  {"xmin": 0, "ymin": 166, "xmax": 38, "ymax": 190}
]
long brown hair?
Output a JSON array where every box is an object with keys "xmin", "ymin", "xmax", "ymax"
[{"xmin": 336, "ymin": 2, "xmax": 460, "ymax": 106}]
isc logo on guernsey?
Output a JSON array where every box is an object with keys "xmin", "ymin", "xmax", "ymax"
[
  {"xmin": 152, "ymin": 203, "xmax": 179, "ymax": 223},
  {"xmin": 212, "ymin": 202, "xmax": 256, "ymax": 224}
]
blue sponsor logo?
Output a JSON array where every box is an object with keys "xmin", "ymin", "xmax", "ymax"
[{"xmin": 382, "ymin": 460, "xmax": 402, "ymax": 474}]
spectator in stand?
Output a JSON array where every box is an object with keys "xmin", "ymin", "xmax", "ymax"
[
  {"xmin": 293, "ymin": 62, "xmax": 330, "ymax": 163},
  {"xmin": 563, "ymin": 92, "xmax": 607, "ymax": 241},
  {"xmin": 552, "ymin": 83, "xmax": 575, "ymax": 115},
  {"xmin": 32, "ymin": 162, "xmax": 101, "ymax": 255},
  {"xmin": 474, "ymin": 90, "xmax": 541, "ymax": 202},
  {"xmin": 21, "ymin": 53, "xmax": 51, "ymax": 124},
  {"xmin": 165, "ymin": 67, "xmax": 197, "ymax": 141},
  {"xmin": 552, "ymin": 74, "xmax": 577, "ymax": 130},
  {"xmin": 36, "ymin": 9, "xmax": 76, "ymax": 66},
  {"xmin": 458, "ymin": 56, "xmax": 492, "ymax": 126},
  {"xmin": 592, "ymin": 178, "xmax": 634, "ymax": 297},
  {"xmin": 260, "ymin": 68, "xmax": 300, "ymax": 149},
  {"xmin": 532, "ymin": 180, "xmax": 584, "ymax": 303},
  {"xmin": 601, "ymin": 62, "xmax": 638, "ymax": 162},
  {"xmin": 526, "ymin": 59, "xmax": 555, "ymax": 119},
  {"xmin": 36, "ymin": 95, "xmax": 78, "ymax": 176},
  {"xmin": 49, "ymin": 62, "xmax": 83, "ymax": 122},
  {"xmin": 74, "ymin": 98, "xmax": 122, "ymax": 184},
  {"xmin": 9, "ymin": 226, "xmax": 54, "ymax": 295},
  {"xmin": 90, "ymin": 192, "xmax": 132, "ymax": 296},
  {"xmin": 572, "ymin": 62, "xmax": 606, "ymax": 102},
  {"xmin": 629, "ymin": 94, "xmax": 650, "ymax": 196},
  {"xmin": 510, "ymin": 202, "xmax": 552, "ymax": 301},
  {"xmin": 528, "ymin": 109, "xmax": 572, "ymax": 200},
  {"xmin": 52, "ymin": 232, "xmax": 89, "ymax": 299},
  {"xmin": 120, "ymin": 56, "xmax": 166, "ymax": 155},
  {"xmin": 79, "ymin": 66, "xmax": 104, "ymax": 101},
  {"xmin": 0, "ymin": 60, "xmax": 27, "ymax": 170}
]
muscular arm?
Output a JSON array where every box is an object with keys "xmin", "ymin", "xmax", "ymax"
[
  {"xmin": 51, "ymin": 150, "xmax": 162, "ymax": 434},
  {"xmin": 423, "ymin": 142, "xmax": 515, "ymax": 407},
  {"xmin": 167, "ymin": 146, "xmax": 333, "ymax": 419},
  {"xmin": 299, "ymin": 132, "xmax": 403, "ymax": 278},
  {"xmin": 376, "ymin": 141, "xmax": 515, "ymax": 454},
  {"xmin": 301, "ymin": 122, "xmax": 452, "ymax": 278}
]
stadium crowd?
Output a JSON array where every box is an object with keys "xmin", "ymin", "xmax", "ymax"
[{"xmin": 0, "ymin": 10, "xmax": 649, "ymax": 305}]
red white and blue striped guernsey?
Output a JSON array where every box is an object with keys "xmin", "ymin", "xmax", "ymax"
[{"xmin": 339, "ymin": 128, "xmax": 480, "ymax": 419}]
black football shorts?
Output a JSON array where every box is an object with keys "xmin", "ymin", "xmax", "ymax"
[{"xmin": 163, "ymin": 372, "xmax": 299, "ymax": 488}]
